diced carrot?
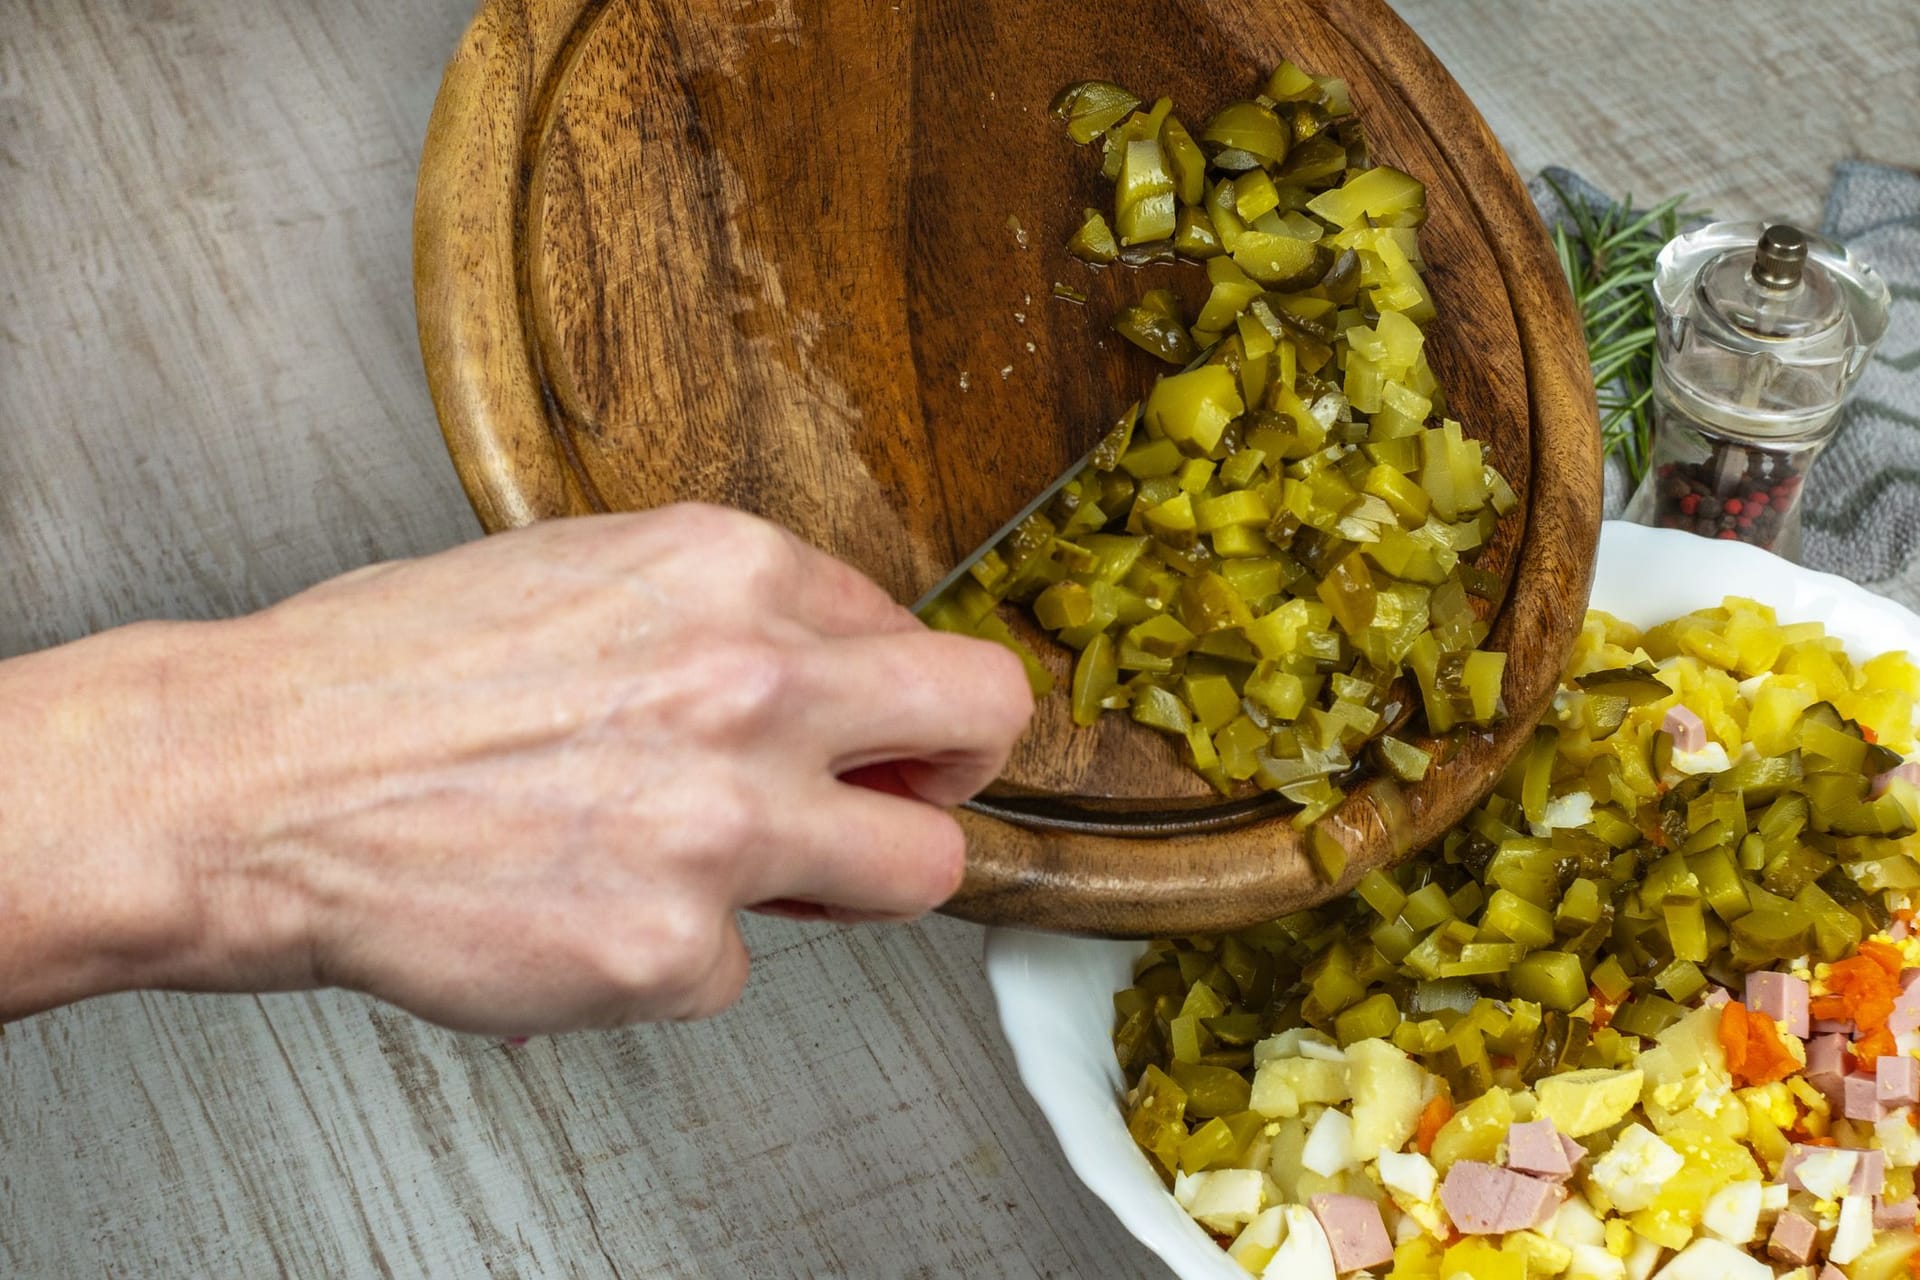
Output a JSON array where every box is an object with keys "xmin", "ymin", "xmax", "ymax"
[
  {"xmin": 1415, "ymin": 1093, "xmax": 1453, "ymax": 1155},
  {"xmin": 1864, "ymin": 725, "xmax": 1880, "ymax": 744},
  {"xmin": 1720, "ymin": 1002, "xmax": 1751, "ymax": 1078},
  {"xmin": 1814, "ymin": 952, "xmax": 1902, "ymax": 1033},
  {"xmin": 1855, "ymin": 1025, "xmax": 1899, "ymax": 1068},
  {"xmin": 1589, "ymin": 984, "xmax": 1617, "ymax": 1031},
  {"xmin": 1721, "ymin": 1000, "xmax": 1799, "ymax": 1086},
  {"xmin": 1743, "ymin": 1013, "xmax": 1800, "ymax": 1085},
  {"xmin": 1863, "ymin": 939, "xmax": 1906, "ymax": 979},
  {"xmin": 1805, "ymin": 1135, "xmax": 1839, "ymax": 1147}
]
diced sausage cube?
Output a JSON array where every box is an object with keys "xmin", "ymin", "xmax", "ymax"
[
  {"xmin": 1439, "ymin": 1161, "xmax": 1566, "ymax": 1235},
  {"xmin": 1852, "ymin": 1147, "xmax": 1887, "ymax": 1198},
  {"xmin": 1846, "ymin": 1073, "xmax": 1886, "ymax": 1122},
  {"xmin": 1662, "ymin": 705, "xmax": 1707, "ymax": 753},
  {"xmin": 1504, "ymin": 1121, "xmax": 1572, "ymax": 1180},
  {"xmin": 1875, "ymin": 1195, "xmax": 1919, "ymax": 1230},
  {"xmin": 1878, "ymin": 1055, "xmax": 1920, "ymax": 1107},
  {"xmin": 1766, "ymin": 1209, "xmax": 1817, "ymax": 1266},
  {"xmin": 1745, "ymin": 971, "xmax": 1810, "ymax": 1039},
  {"xmin": 1308, "ymin": 1194, "xmax": 1393, "ymax": 1273},
  {"xmin": 1805, "ymin": 1034, "xmax": 1849, "ymax": 1106}
]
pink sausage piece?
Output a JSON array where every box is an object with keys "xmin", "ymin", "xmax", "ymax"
[
  {"xmin": 1701, "ymin": 986, "xmax": 1732, "ymax": 1009},
  {"xmin": 1504, "ymin": 1121, "xmax": 1573, "ymax": 1180},
  {"xmin": 1872, "ymin": 761, "xmax": 1920, "ymax": 798},
  {"xmin": 1558, "ymin": 1133, "xmax": 1586, "ymax": 1171},
  {"xmin": 1308, "ymin": 1194, "xmax": 1393, "ymax": 1274},
  {"xmin": 1846, "ymin": 1073, "xmax": 1887, "ymax": 1123},
  {"xmin": 1876, "ymin": 1196, "xmax": 1919, "ymax": 1230},
  {"xmin": 1767, "ymin": 1209, "xmax": 1818, "ymax": 1266},
  {"xmin": 1439, "ymin": 1161, "xmax": 1566, "ymax": 1236},
  {"xmin": 1812, "ymin": 1016, "xmax": 1856, "ymax": 1037},
  {"xmin": 1878, "ymin": 1055, "xmax": 1920, "ymax": 1107},
  {"xmin": 1746, "ymin": 970, "xmax": 1811, "ymax": 1039},
  {"xmin": 1805, "ymin": 1034, "xmax": 1850, "ymax": 1107},
  {"xmin": 1890, "ymin": 980, "xmax": 1920, "ymax": 1038},
  {"xmin": 1853, "ymin": 1147, "xmax": 1887, "ymax": 1198},
  {"xmin": 1819, "ymin": 1266, "xmax": 1848, "ymax": 1280},
  {"xmin": 1661, "ymin": 705, "xmax": 1707, "ymax": 753}
]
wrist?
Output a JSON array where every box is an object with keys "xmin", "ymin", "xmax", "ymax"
[{"xmin": 0, "ymin": 619, "xmax": 314, "ymax": 1017}]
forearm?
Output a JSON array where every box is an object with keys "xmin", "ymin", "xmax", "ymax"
[{"xmin": 0, "ymin": 623, "xmax": 217, "ymax": 1020}]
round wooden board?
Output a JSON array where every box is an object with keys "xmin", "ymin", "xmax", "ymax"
[{"xmin": 414, "ymin": 0, "xmax": 1602, "ymax": 935}]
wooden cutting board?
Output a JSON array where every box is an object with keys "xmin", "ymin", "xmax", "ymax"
[{"xmin": 414, "ymin": 0, "xmax": 1601, "ymax": 934}]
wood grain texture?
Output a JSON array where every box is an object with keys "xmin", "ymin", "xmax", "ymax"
[
  {"xmin": 413, "ymin": 0, "xmax": 1602, "ymax": 934},
  {"xmin": 4, "ymin": 2, "xmax": 1915, "ymax": 1277}
]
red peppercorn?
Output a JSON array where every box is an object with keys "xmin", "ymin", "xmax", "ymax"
[
  {"xmin": 1680, "ymin": 494, "xmax": 1699, "ymax": 515},
  {"xmin": 1739, "ymin": 516, "xmax": 1755, "ymax": 529},
  {"xmin": 1718, "ymin": 531, "xmax": 1738, "ymax": 540},
  {"xmin": 1749, "ymin": 491, "xmax": 1770, "ymax": 508},
  {"xmin": 1725, "ymin": 499, "xmax": 1744, "ymax": 516}
]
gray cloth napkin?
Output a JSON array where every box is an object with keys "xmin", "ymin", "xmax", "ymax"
[{"xmin": 1528, "ymin": 162, "xmax": 1920, "ymax": 612}]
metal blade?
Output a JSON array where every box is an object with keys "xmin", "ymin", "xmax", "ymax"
[
  {"xmin": 912, "ymin": 344, "xmax": 1218, "ymax": 615},
  {"xmin": 911, "ymin": 443, "xmax": 1100, "ymax": 613}
]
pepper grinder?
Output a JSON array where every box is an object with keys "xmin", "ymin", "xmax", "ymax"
[{"xmin": 1623, "ymin": 220, "xmax": 1888, "ymax": 558}]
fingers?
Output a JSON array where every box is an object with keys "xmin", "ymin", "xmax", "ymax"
[
  {"xmin": 789, "ymin": 631, "xmax": 1034, "ymax": 795},
  {"xmin": 741, "ymin": 780, "xmax": 968, "ymax": 919}
]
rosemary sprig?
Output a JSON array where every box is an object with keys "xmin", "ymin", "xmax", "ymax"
[{"xmin": 1544, "ymin": 176, "xmax": 1704, "ymax": 485}]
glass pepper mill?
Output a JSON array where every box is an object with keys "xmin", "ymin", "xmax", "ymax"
[{"xmin": 1623, "ymin": 220, "xmax": 1888, "ymax": 558}]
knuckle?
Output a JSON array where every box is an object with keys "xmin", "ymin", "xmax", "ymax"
[
  {"xmin": 595, "ymin": 905, "xmax": 716, "ymax": 1000},
  {"xmin": 672, "ymin": 640, "xmax": 798, "ymax": 739},
  {"xmin": 688, "ymin": 772, "xmax": 764, "ymax": 858}
]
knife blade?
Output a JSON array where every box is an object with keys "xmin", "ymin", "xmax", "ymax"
[
  {"xmin": 911, "ymin": 445, "xmax": 1101, "ymax": 614},
  {"xmin": 912, "ymin": 344, "xmax": 1218, "ymax": 615}
]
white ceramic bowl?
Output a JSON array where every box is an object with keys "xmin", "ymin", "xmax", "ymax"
[{"xmin": 985, "ymin": 521, "xmax": 1920, "ymax": 1279}]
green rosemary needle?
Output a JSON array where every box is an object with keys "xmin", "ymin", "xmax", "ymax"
[{"xmin": 1544, "ymin": 176, "xmax": 1705, "ymax": 486}]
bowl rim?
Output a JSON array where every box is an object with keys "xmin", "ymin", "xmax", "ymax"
[{"xmin": 985, "ymin": 520, "xmax": 1920, "ymax": 1279}]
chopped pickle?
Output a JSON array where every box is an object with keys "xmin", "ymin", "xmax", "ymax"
[
  {"xmin": 922, "ymin": 64, "xmax": 1513, "ymax": 853},
  {"xmin": 1200, "ymin": 101, "xmax": 1289, "ymax": 166},
  {"xmin": 1115, "ymin": 138, "xmax": 1177, "ymax": 245},
  {"xmin": 1051, "ymin": 80, "xmax": 1143, "ymax": 145},
  {"xmin": 1065, "ymin": 208, "xmax": 1120, "ymax": 263}
]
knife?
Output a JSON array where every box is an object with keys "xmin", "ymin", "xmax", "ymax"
[
  {"xmin": 911, "ymin": 345, "xmax": 1218, "ymax": 614},
  {"xmin": 911, "ymin": 446, "xmax": 1101, "ymax": 614}
]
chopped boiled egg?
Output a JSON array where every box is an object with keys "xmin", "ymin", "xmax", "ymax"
[
  {"xmin": 1179, "ymin": 1169, "xmax": 1267, "ymax": 1233},
  {"xmin": 1375, "ymin": 1149, "xmax": 1436, "ymax": 1204},
  {"xmin": 1647, "ymin": 1237, "xmax": 1770, "ymax": 1280},
  {"xmin": 1590, "ymin": 1125, "xmax": 1682, "ymax": 1213},
  {"xmin": 1699, "ymin": 1180, "xmax": 1761, "ymax": 1244},
  {"xmin": 1300, "ymin": 1107, "xmax": 1354, "ymax": 1177},
  {"xmin": 1828, "ymin": 1194, "xmax": 1873, "ymax": 1265},
  {"xmin": 1667, "ymin": 740, "xmax": 1732, "ymax": 776},
  {"xmin": 1261, "ymin": 1205, "xmax": 1335, "ymax": 1280}
]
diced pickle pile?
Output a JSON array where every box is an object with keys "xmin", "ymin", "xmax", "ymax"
[
  {"xmin": 1114, "ymin": 597, "xmax": 1920, "ymax": 1280},
  {"xmin": 921, "ymin": 63, "xmax": 1517, "ymax": 835}
]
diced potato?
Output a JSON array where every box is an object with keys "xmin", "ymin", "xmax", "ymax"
[
  {"xmin": 1250, "ymin": 1056, "xmax": 1348, "ymax": 1119},
  {"xmin": 1428, "ymin": 1087, "xmax": 1513, "ymax": 1173},
  {"xmin": 1536, "ymin": 1068, "xmax": 1645, "ymax": 1138},
  {"xmin": 1345, "ymin": 1038, "xmax": 1425, "ymax": 1156}
]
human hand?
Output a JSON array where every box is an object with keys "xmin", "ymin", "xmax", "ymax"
[{"xmin": 0, "ymin": 506, "xmax": 1032, "ymax": 1033}]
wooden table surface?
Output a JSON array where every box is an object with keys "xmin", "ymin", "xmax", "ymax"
[{"xmin": 4, "ymin": 3, "xmax": 1915, "ymax": 1275}]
